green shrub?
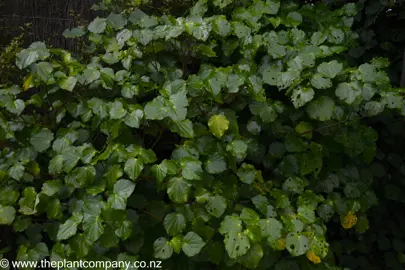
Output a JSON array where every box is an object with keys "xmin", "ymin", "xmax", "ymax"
[
  {"xmin": 0, "ymin": 34, "xmax": 24, "ymax": 86},
  {"xmin": 1, "ymin": 0, "xmax": 405, "ymax": 269}
]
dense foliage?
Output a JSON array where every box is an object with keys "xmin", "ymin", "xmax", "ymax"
[
  {"xmin": 1, "ymin": 0, "xmax": 405, "ymax": 269},
  {"xmin": 0, "ymin": 34, "xmax": 24, "ymax": 86}
]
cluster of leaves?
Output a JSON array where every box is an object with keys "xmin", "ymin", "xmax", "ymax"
[
  {"xmin": 325, "ymin": 0, "xmax": 405, "ymax": 85},
  {"xmin": 0, "ymin": 34, "xmax": 24, "ymax": 86},
  {"xmin": 324, "ymin": 111, "xmax": 405, "ymax": 270},
  {"xmin": 1, "ymin": 0, "xmax": 405, "ymax": 269}
]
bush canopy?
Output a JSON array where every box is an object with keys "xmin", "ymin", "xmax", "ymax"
[{"xmin": 1, "ymin": 0, "xmax": 405, "ymax": 269}]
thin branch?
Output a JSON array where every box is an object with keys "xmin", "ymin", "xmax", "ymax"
[
  {"xmin": 0, "ymin": 14, "xmax": 77, "ymax": 22},
  {"xmin": 299, "ymin": 115, "xmax": 369, "ymax": 135},
  {"xmin": 150, "ymin": 128, "xmax": 164, "ymax": 149},
  {"xmin": 400, "ymin": 47, "xmax": 405, "ymax": 87},
  {"xmin": 9, "ymin": 119, "xmax": 52, "ymax": 129},
  {"xmin": 141, "ymin": 209, "xmax": 162, "ymax": 221}
]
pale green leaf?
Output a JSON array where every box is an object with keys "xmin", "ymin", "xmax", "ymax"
[
  {"xmin": 224, "ymin": 231, "xmax": 251, "ymax": 259},
  {"xmin": 109, "ymin": 100, "xmax": 127, "ymax": 119},
  {"xmin": 124, "ymin": 109, "xmax": 143, "ymax": 128},
  {"xmin": 164, "ymin": 213, "xmax": 186, "ymax": 236},
  {"xmin": 124, "ymin": 158, "xmax": 144, "ymax": 180},
  {"xmin": 219, "ymin": 215, "xmax": 243, "ymax": 235},
  {"xmin": 206, "ymin": 195, "xmax": 227, "ymax": 218},
  {"xmin": 151, "ymin": 163, "xmax": 167, "ymax": 184},
  {"xmin": 205, "ymin": 153, "xmax": 227, "ymax": 174},
  {"xmin": 311, "ymin": 74, "xmax": 332, "ymax": 89},
  {"xmin": 83, "ymin": 216, "xmax": 104, "ymax": 242},
  {"xmin": 30, "ymin": 128, "xmax": 54, "ymax": 152},
  {"xmin": 59, "ymin": 77, "xmax": 77, "ymax": 92},
  {"xmin": 107, "ymin": 13, "xmax": 127, "ymax": 29},
  {"xmin": 237, "ymin": 163, "xmax": 257, "ymax": 184},
  {"xmin": 182, "ymin": 232, "xmax": 206, "ymax": 257},
  {"xmin": 88, "ymin": 17, "xmax": 107, "ymax": 33},
  {"xmin": 286, "ymin": 233, "xmax": 310, "ymax": 256},
  {"xmin": 317, "ymin": 60, "xmax": 343, "ymax": 78},
  {"xmin": 5, "ymin": 99, "xmax": 25, "ymax": 115},
  {"xmin": 306, "ymin": 96, "xmax": 335, "ymax": 121},
  {"xmin": 0, "ymin": 205, "xmax": 16, "ymax": 225},
  {"xmin": 167, "ymin": 177, "xmax": 190, "ymax": 203},
  {"xmin": 181, "ymin": 159, "xmax": 202, "ymax": 180},
  {"xmin": 154, "ymin": 237, "xmax": 173, "ymax": 259},
  {"xmin": 291, "ymin": 87, "xmax": 314, "ymax": 108},
  {"xmin": 335, "ymin": 82, "xmax": 362, "ymax": 104},
  {"xmin": 56, "ymin": 213, "xmax": 82, "ymax": 241},
  {"xmin": 113, "ymin": 179, "xmax": 136, "ymax": 199},
  {"xmin": 63, "ymin": 27, "xmax": 86, "ymax": 38}
]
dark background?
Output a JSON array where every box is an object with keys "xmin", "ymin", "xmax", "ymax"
[{"xmin": 0, "ymin": 0, "xmax": 98, "ymax": 50}]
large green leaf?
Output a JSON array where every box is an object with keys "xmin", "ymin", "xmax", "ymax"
[
  {"xmin": 164, "ymin": 213, "xmax": 186, "ymax": 236},
  {"xmin": 237, "ymin": 164, "xmax": 257, "ymax": 184},
  {"xmin": 206, "ymin": 195, "xmax": 227, "ymax": 218},
  {"xmin": 291, "ymin": 87, "xmax": 314, "ymax": 109},
  {"xmin": 109, "ymin": 100, "xmax": 127, "ymax": 119},
  {"xmin": 317, "ymin": 60, "xmax": 343, "ymax": 78},
  {"xmin": 154, "ymin": 237, "xmax": 173, "ymax": 259},
  {"xmin": 57, "ymin": 213, "xmax": 83, "ymax": 241},
  {"xmin": 306, "ymin": 96, "xmax": 335, "ymax": 121},
  {"xmin": 144, "ymin": 97, "xmax": 168, "ymax": 120},
  {"xmin": 59, "ymin": 77, "xmax": 77, "ymax": 91},
  {"xmin": 238, "ymin": 243, "xmax": 263, "ymax": 269},
  {"xmin": 107, "ymin": 13, "xmax": 127, "ymax": 29},
  {"xmin": 0, "ymin": 205, "xmax": 16, "ymax": 225},
  {"xmin": 240, "ymin": 208, "xmax": 260, "ymax": 227},
  {"xmin": 335, "ymin": 82, "xmax": 362, "ymax": 104},
  {"xmin": 88, "ymin": 17, "xmax": 107, "ymax": 33},
  {"xmin": 83, "ymin": 216, "xmax": 104, "ymax": 242},
  {"xmin": 285, "ymin": 233, "xmax": 310, "ymax": 256},
  {"xmin": 182, "ymin": 232, "xmax": 206, "ymax": 257},
  {"xmin": 224, "ymin": 231, "xmax": 251, "ymax": 259},
  {"xmin": 16, "ymin": 42, "xmax": 49, "ymax": 69},
  {"xmin": 167, "ymin": 177, "xmax": 190, "ymax": 203},
  {"xmin": 205, "ymin": 153, "xmax": 227, "ymax": 174},
  {"xmin": 5, "ymin": 99, "xmax": 25, "ymax": 115},
  {"xmin": 181, "ymin": 159, "xmax": 202, "ymax": 180},
  {"xmin": 124, "ymin": 158, "xmax": 144, "ymax": 180},
  {"xmin": 259, "ymin": 218, "xmax": 282, "ymax": 240},
  {"xmin": 311, "ymin": 74, "xmax": 332, "ymax": 89},
  {"xmin": 113, "ymin": 179, "xmax": 136, "ymax": 199},
  {"xmin": 219, "ymin": 215, "xmax": 243, "ymax": 235},
  {"xmin": 151, "ymin": 163, "xmax": 168, "ymax": 184},
  {"xmin": 30, "ymin": 128, "xmax": 54, "ymax": 152}
]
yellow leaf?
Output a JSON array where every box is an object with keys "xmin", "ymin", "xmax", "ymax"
[
  {"xmin": 275, "ymin": 238, "xmax": 286, "ymax": 250},
  {"xmin": 341, "ymin": 211, "xmax": 357, "ymax": 229},
  {"xmin": 306, "ymin": 250, "xmax": 321, "ymax": 264},
  {"xmin": 23, "ymin": 73, "xmax": 34, "ymax": 90},
  {"xmin": 208, "ymin": 114, "xmax": 229, "ymax": 138}
]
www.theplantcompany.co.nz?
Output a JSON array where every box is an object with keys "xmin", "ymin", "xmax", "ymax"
[{"xmin": 0, "ymin": 258, "xmax": 163, "ymax": 269}]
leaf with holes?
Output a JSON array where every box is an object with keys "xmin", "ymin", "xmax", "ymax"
[
  {"xmin": 224, "ymin": 231, "xmax": 251, "ymax": 259},
  {"xmin": 286, "ymin": 233, "xmax": 310, "ymax": 256},
  {"xmin": 206, "ymin": 195, "xmax": 227, "ymax": 218}
]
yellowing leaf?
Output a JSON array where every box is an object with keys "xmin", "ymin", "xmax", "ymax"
[
  {"xmin": 23, "ymin": 74, "xmax": 34, "ymax": 90},
  {"xmin": 341, "ymin": 211, "xmax": 357, "ymax": 229},
  {"xmin": 306, "ymin": 250, "xmax": 321, "ymax": 264},
  {"xmin": 208, "ymin": 114, "xmax": 229, "ymax": 138},
  {"xmin": 274, "ymin": 238, "xmax": 286, "ymax": 250}
]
